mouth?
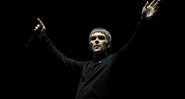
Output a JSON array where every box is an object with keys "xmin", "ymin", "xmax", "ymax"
[{"xmin": 94, "ymin": 45, "xmax": 101, "ymax": 49}]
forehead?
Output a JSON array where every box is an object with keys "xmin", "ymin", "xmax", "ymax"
[{"xmin": 90, "ymin": 32, "xmax": 106, "ymax": 37}]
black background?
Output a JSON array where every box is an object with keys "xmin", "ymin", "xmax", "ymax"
[{"xmin": 12, "ymin": 0, "xmax": 184, "ymax": 99}]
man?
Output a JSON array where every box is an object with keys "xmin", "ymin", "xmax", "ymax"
[{"xmin": 33, "ymin": 0, "xmax": 160, "ymax": 99}]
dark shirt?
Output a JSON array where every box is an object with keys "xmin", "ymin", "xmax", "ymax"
[{"xmin": 40, "ymin": 21, "xmax": 142, "ymax": 99}]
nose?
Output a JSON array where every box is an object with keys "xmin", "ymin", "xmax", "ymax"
[{"xmin": 95, "ymin": 39, "xmax": 99, "ymax": 44}]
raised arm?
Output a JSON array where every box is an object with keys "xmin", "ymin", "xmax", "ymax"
[
  {"xmin": 117, "ymin": 0, "xmax": 160, "ymax": 55},
  {"xmin": 34, "ymin": 18, "xmax": 84, "ymax": 73}
]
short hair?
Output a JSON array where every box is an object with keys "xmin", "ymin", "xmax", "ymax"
[{"xmin": 89, "ymin": 27, "xmax": 112, "ymax": 47}]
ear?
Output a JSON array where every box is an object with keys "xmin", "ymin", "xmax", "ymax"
[{"xmin": 107, "ymin": 42, "xmax": 111, "ymax": 48}]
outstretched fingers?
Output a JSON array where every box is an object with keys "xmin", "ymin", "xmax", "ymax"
[
  {"xmin": 153, "ymin": 0, "xmax": 160, "ymax": 10},
  {"xmin": 149, "ymin": 0, "xmax": 157, "ymax": 6},
  {"xmin": 144, "ymin": 1, "xmax": 149, "ymax": 8}
]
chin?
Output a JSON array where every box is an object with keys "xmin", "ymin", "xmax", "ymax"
[
  {"xmin": 93, "ymin": 49, "xmax": 101, "ymax": 52},
  {"xmin": 93, "ymin": 50, "xmax": 104, "ymax": 54}
]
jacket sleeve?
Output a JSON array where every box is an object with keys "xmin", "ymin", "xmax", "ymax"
[
  {"xmin": 116, "ymin": 20, "xmax": 143, "ymax": 56},
  {"xmin": 40, "ymin": 34, "xmax": 84, "ymax": 73}
]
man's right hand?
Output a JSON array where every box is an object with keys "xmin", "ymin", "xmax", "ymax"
[{"xmin": 34, "ymin": 18, "xmax": 46, "ymax": 38}]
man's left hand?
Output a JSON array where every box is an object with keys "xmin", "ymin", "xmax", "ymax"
[{"xmin": 141, "ymin": 0, "xmax": 161, "ymax": 20}]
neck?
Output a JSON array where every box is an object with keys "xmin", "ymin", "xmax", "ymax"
[{"xmin": 93, "ymin": 51, "xmax": 108, "ymax": 62}]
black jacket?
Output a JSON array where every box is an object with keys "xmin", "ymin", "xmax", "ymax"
[{"xmin": 40, "ymin": 21, "xmax": 142, "ymax": 99}]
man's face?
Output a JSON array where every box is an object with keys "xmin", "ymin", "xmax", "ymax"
[{"xmin": 89, "ymin": 32, "xmax": 109, "ymax": 54}]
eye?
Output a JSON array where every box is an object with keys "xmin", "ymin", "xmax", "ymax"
[
  {"xmin": 90, "ymin": 36, "xmax": 96, "ymax": 40},
  {"xmin": 98, "ymin": 36, "xmax": 105, "ymax": 40}
]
